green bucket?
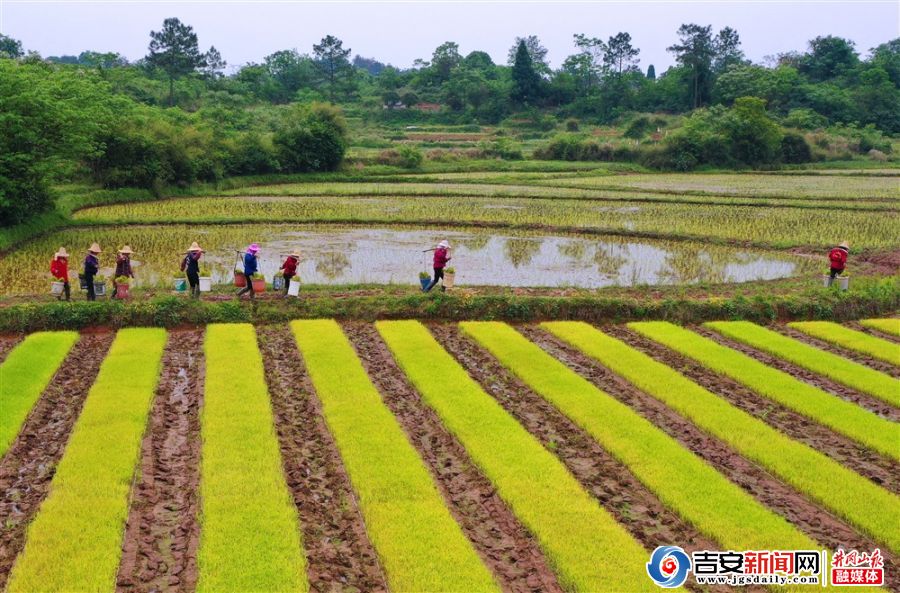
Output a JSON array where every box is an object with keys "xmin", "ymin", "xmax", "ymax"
[{"xmin": 174, "ymin": 278, "xmax": 188, "ymax": 292}]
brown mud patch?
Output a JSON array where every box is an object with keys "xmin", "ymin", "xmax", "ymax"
[
  {"xmin": 0, "ymin": 335, "xmax": 22, "ymax": 364},
  {"xmin": 0, "ymin": 332, "xmax": 114, "ymax": 589},
  {"xmin": 343, "ymin": 321, "xmax": 562, "ymax": 593},
  {"xmin": 519, "ymin": 325, "xmax": 899, "ymax": 590},
  {"xmin": 848, "ymin": 320, "xmax": 900, "ymax": 345},
  {"xmin": 257, "ymin": 325, "xmax": 387, "ymax": 593},
  {"xmin": 695, "ymin": 327, "xmax": 900, "ymax": 421},
  {"xmin": 605, "ymin": 326, "xmax": 899, "ymax": 493},
  {"xmin": 428, "ymin": 324, "xmax": 738, "ymax": 593},
  {"xmin": 775, "ymin": 325, "xmax": 899, "ymax": 378},
  {"xmin": 116, "ymin": 330, "xmax": 204, "ymax": 593}
]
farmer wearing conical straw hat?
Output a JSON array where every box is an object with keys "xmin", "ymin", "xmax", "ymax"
[
  {"xmin": 279, "ymin": 250, "xmax": 300, "ymax": 295},
  {"xmin": 181, "ymin": 241, "xmax": 205, "ymax": 298},
  {"xmin": 83, "ymin": 243, "xmax": 102, "ymax": 301},
  {"xmin": 237, "ymin": 243, "xmax": 260, "ymax": 300},
  {"xmin": 112, "ymin": 245, "xmax": 135, "ymax": 299},
  {"xmin": 49, "ymin": 247, "xmax": 71, "ymax": 302},
  {"xmin": 827, "ymin": 240, "xmax": 850, "ymax": 287}
]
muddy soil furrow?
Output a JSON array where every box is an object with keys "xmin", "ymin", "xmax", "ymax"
[
  {"xmin": 427, "ymin": 324, "xmax": 741, "ymax": 593},
  {"xmin": 606, "ymin": 325, "xmax": 899, "ymax": 493},
  {"xmin": 775, "ymin": 325, "xmax": 900, "ymax": 378},
  {"xmin": 344, "ymin": 322, "xmax": 562, "ymax": 593},
  {"xmin": 0, "ymin": 332, "xmax": 114, "ymax": 590},
  {"xmin": 256, "ymin": 325, "xmax": 388, "ymax": 593},
  {"xmin": 520, "ymin": 326, "xmax": 900, "ymax": 591},
  {"xmin": 695, "ymin": 327, "xmax": 900, "ymax": 421},
  {"xmin": 848, "ymin": 321, "xmax": 900, "ymax": 345},
  {"xmin": 0, "ymin": 334, "xmax": 22, "ymax": 365},
  {"xmin": 116, "ymin": 330, "xmax": 203, "ymax": 593}
]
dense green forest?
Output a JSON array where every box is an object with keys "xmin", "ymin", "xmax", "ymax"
[{"xmin": 0, "ymin": 18, "xmax": 897, "ymax": 224}]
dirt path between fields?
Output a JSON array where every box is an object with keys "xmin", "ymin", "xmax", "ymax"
[
  {"xmin": 344, "ymin": 321, "xmax": 562, "ymax": 593},
  {"xmin": 0, "ymin": 332, "xmax": 114, "ymax": 590},
  {"xmin": 848, "ymin": 321, "xmax": 900, "ymax": 344},
  {"xmin": 606, "ymin": 326, "xmax": 899, "ymax": 493},
  {"xmin": 0, "ymin": 334, "xmax": 22, "ymax": 364},
  {"xmin": 257, "ymin": 325, "xmax": 388, "ymax": 593},
  {"xmin": 775, "ymin": 325, "xmax": 900, "ymax": 378},
  {"xmin": 428, "ymin": 324, "xmax": 739, "ymax": 593},
  {"xmin": 520, "ymin": 326, "xmax": 899, "ymax": 591},
  {"xmin": 116, "ymin": 330, "xmax": 203, "ymax": 593},
  {"xmin": 695, "ymin": 327, "xmax": 900, "ymax": 421}
]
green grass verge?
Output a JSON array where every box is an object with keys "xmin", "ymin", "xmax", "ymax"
[
  {"xmin": 377, "ymin": 320, "xmax": 652, "ymax": 592},
  {"xmin": 705, "ymin": 321, "xmax": 899, "ymax": 407},
  {"xmin": 0, "ymin": 331, "xmax": 78, "ymax": 459},
  {"xmin": 198, "ymin": 324, "xmax": 307, "ymax": 593},
  {"xmin": 290, "ymin": 319, "xmax": 497, "ymax": 592},
  {"xmin": 460, "ymin": 322, "xmax": 815, "ymax": 554},
  {"xmin": 630, "ymin": 322, "xmax": 900, "ymax": 461},
  {"xmin": 543, "ymin": 321, "xmax": 900, "ymax": 554},
  {"xmin": 860, "ymin": 317, "xmax": 900, "ymax": 337},
  {"xmin": 6, "ymin": 328, "xmax": 166, "ymax": 593},
  {"xmin": 788, "ymin": 321, "xmax": 899, "ymax": 366}
]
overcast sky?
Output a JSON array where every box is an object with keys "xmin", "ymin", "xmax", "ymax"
[{"xmin": 1, "ymin": 1, "xmax": 897, "ymax": 73}]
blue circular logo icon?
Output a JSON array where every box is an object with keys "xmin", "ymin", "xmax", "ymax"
[{"xmin": 647, "ymin": 546, "xmax": 691, "ymax": 588}]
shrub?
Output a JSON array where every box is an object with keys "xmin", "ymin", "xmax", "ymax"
[
  {"xmin": 397, "ymin": 145, "xmax": 424, "ymax": 169},
  {"xmin": 780, "ymin": 132, "xmax": 812, "ymax": 164},
  {"xmin": 273, "ymin": 102, "xmax": 348, "ymax": 173},
  {"xmin": 564, "ymin": 118, "xmax": 580, "ymax": 132}
]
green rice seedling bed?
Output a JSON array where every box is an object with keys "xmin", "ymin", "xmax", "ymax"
[
  {"xmin": 860, "ymin": 318, "xmax": 900, "ymax": 337},
  {"xmin": 788, "ymin": 321, "xmax": 899, "ymax": 365},
  {"xmin": 377, "ymin": 320, "xmax": 652, "ymax": 592},
  {"xmin": 460, "ymin": 322, "xmax": 815, "ymax": 555},
  {"xmin": 543, "ymin": 321, "xmax": 900, "ymax": 554},
  {"xmin": 0, "ymin": 331, "xmax": 78, "ymax": 459},
  {"xmin": 198, "ymin": 324, "xmax": 308, "ymax": 593},
  {"xmin": 630, "ymin": 322, "xmax": 899, "ymax": 461},
  {"xmin": 290, "ymin": 320, "xmax": 498, "ymax": 593},
  {"xmin": 6, "ymin": 328, "xmax": 166, "ymax": 593},
  {"xmin": 706, "ymin": 321, "xmax": 899, "ymax": 406}
]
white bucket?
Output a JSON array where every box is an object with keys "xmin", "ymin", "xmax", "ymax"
[
  {"xmin": 288, "ymin": 278, "xmax": 301, "ymax": 297},
  {"xmin": 838, "ymin": 276, "xmax": 849, "ymax": 290},
  {"xmin": 443, "ymin": 271, "xmax": 456, "ymax": 288},
  {"xmin": 51, "ymin": 281, "xmax": 65, "ymax": 295},
  {"xmin": 199, "ymin": 276, "xmax": 212, "ymax": 292}
]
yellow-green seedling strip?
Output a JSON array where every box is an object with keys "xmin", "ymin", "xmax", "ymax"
[
  {"xmin": 543, "ymin": 322, "xmax": 900, "ymax": 554},
  {"xmin": 377, "ymin": 320, "xmax": 653, "ymax": 593},
  {"xmin": 197, "ymin": 324, "xmax": 307, "ymax": 593},
  {"xmin": 6, "ymin": 328, "xmax": 166, "ymax": 593},
  {"xmin": 291, "ymin": 320, "xmax": 498, "ymax": 593},
  {"xmin": 461, "ymin": 322, "xmax": 815, "ymax": 555},
  {"xmin": 0, "ymin": 331, "xmax": 78, "ymax": 460},
  {"xmin": 788, "ymin": 321, "xmax": 900, "ymax": 367},
  {"xmin": 630, "ymin": 322, "xmax": 900, "ymax": 461},
  {"xmin": 706, "ymin": 321, "xmax": 899, "ymax": 407},
  {"xmin": 860, "ymin": 318, "xmax": 900, "ymax": 338}
]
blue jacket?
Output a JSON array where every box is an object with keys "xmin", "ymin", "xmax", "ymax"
[{"xmin": 243, "ymin": 252, "xmax": 258, "ymax": 277}]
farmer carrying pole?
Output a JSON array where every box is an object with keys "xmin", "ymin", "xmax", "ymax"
[
  {"xmin": 83, "ymin": 243, "xmax": 101, "ymax": 301},
  {"xmin": 424, "ymin": 240, "xmax": 451, "ymax": 292},
  {"xmin": 182, "ymin": 241, "xmax": 204, "ymax": 298},
  {"xmin": 280, "ymin": 251, "xmax": 300, "ymax": 295},
  {"xmin": 112, "ymin": 245, "xmax": 135, "ymax": 299},
  {"xmin": 50, "ymin": 247, "xmax": 71, "ymax": 302},
  {"xmin": 236, "ymin": 243, "xmax": 260, "ymax": 299},
  {"xmin": 827, "ymin": 240, "xmax": 850, "ymax": 287}
]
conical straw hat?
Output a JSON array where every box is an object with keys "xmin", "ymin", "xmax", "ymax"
[
  {"xmin": 118, "ymin": 245, "xmax": 134, "ymax": 254},
  {"xmin": 88, "ymin": 243, "xmax": 102, "ymax": 253},
  {"xmin": 188, "ymin": 241, "xmax": 204, "ymax": 252},
  {"xmin": 54, "ymin": 247, "xmax": 69, "ymax": 258}
]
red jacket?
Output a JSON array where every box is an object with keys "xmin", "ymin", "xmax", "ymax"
[
  {"xmin": 829, "ymin": 247, "xmax": 848, "ymax": 271},
  {"xmin": 433, "ymin": 247, "xmax": 450, "ymax": 269},
  {"xmin": 280, "ymin": 256, "xmax": 298, "ymax": 276},
  {"xmin": 50, "ymin": 258, "xmax": 68, "ymax": 281}
]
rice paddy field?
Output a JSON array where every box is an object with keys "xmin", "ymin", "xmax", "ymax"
[{"xmin": 0, "ymin": 318, "xmax": 897, "ymax": 592}]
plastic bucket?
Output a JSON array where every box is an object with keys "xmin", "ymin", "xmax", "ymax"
[
  {"xmin": 199, "ymin": 277, "xmax": 212, "ymax": 292},
  {"xmin": 174, "ymin": 278, "xmax": 187, "ymax": 292},
  {"xmin": 51, "ymin": 281, "xmax": 65, "ymax": 295},
  {"xmin": 94, "ymin": 282, "xmax": 106, "ymax": 297},
  {"xmin": 419, "ymin": 276, "xmax": 431, "ymax": 290},
  {"xmin": 251, "ymin": 278, "xmax": 266, "ymax": 292},
  {"xmin": 443, "ymin": 272, "xmax": 455, "ymax": 288},
  {"xmin": 838, "ymin": 276, "xmax": 849, "ymax": 290},
  {"xmin": 273, "ymin": 275, "xmax": 285, "ymax": 291},
  {"xmin": 116, "ymin": 284, "xmax": 130, "ymax": 299},
  {"xmin": 288, "ymin": 278, "xmax": 301, "ymax": 297},
  {"xmin": 234, "ymin": 271, "xmax": 247, "ymax": 287}
]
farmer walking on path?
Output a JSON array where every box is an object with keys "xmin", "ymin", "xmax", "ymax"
[
  {"xmin": 280, "ymin": 251, "xmax": 300, "ymax": 295},
  {"xmin": 182, "ymin": 241, "xmax": 204, "ymax": 298},
  {"xmin": 237, "ymin": 243, "xmax": 260, "ymax": 299},
  {"xmin": 424, "ymin": 240, "xmax": 451, "ymax": 292},
  {"xmin": 827, "ymin": 241, "xmax": 850, "ymax": 286},
  {"xmin": 50, "ymin": 247, "xmax": 71, "ymax": 301},
  {"xmin": 83, "ymin": 243, "xmax": 101, "ymax": 301},
  {"xmin": 112, "ymin": 245, "xmax": 135, "ymax": 299}
]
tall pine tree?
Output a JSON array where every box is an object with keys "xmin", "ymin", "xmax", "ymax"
[{"xmin": 511, "ymin": 40, "xmax": 542, "ymax": 105}]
